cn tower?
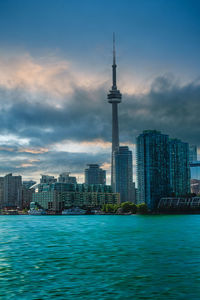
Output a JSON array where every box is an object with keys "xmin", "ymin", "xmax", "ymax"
[{"xmin": 107, "ymin": 34, "xmax": 122, "ymax": 189}]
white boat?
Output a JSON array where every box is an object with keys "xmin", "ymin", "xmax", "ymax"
[
  {"xmin": 28, "ymin": 201, "xmax": 46, "ymax": 215},
  {"xmin": 28, "ymin": 209, "xmax": 46, "ymax": 215},
  {"xmin": 62, "ymin": 207, "xmax": 86, "ymax": 215}
]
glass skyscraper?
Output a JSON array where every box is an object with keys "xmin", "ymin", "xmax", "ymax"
[
  {"xmin": 137, "ymin": 130, "xmax": 191, "ymax": 210},
  {"xmin": 113, "ymin": 146, "xmax": 133, "ymax": 203},
  {"xmin": 169, "ymin": 139, "xmax": 190, "ymax": 196},
  {"xmin": 137, "ymin": 130, "xmax": 170, "ymax": 210}
]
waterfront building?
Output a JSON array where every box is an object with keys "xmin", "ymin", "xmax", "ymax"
[
  {"xmin": 58, "ymin": 172, "xmax": 77, "ymax": 184},
  {"xmin": 113, "ymin": 146, "xmax": 133, "ymax": 202},
  {"xmin": 3, "ymin": 173, "xmax": 22, "ymax": 208},
  {"xmin": 189, "ymin": 144, "xmax": 197, "ymax": 162},
  {"xmin": 137, "ymin": 130, "xmax": 191, "ymax": 210},
  {"xmin": 169, "ymin": 139, "xmax": 190, "ymax": 196},
  {"xmin": 22, "ymin": 186, "xmax": 35, "ymax": 209},
  {"xmin": 136, "ymin": 130, "xmax": 171, "ymax": 210},
  {"xmin": 107, "ymin": 34, "xmax": 122, "ymax": 189},
  {"xmin": 85, "ymin": 164, "xmax": 106, "ymax": 185},
  {"xmin": 38, "ymin": 175, "xmax": 57, "ymax": 192},
  {"xmin": 32, "ymin": 182, "xmax": 119, "ymax": 212}
]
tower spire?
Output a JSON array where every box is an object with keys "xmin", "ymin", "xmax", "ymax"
[
  {"xmin": 112, "ymin": 32, "xmax": 117, "ymax": 90},
  {"xmin": 113, "ymin": 32, "xmax": 116, "ymax": 65}
]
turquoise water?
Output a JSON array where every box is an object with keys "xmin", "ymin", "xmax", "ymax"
[{"xmin": 0, "ymin": 215, "xmax": 200, "ymax": 299}]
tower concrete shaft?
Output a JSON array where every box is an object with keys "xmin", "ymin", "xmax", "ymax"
[{"xmin": 107, "ymin": 34, "xmax": 122, "ymax": 189}]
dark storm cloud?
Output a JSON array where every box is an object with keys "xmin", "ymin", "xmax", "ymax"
[
  {"xmin": 0, "ymin": 149, "xmax": 110, "ymax": 176},
  {"xmin": 0, "ymin": 74, "xmax": 199, "ymax": 148}
]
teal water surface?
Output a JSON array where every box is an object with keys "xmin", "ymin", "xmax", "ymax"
[{"xmin": 0, "ymin": 215, "xmax": 200, "ymax": 299}]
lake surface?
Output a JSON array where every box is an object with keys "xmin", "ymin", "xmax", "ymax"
[{"xmin": 0, "ymin": 215, "xmax": 200, "ymax": 299}]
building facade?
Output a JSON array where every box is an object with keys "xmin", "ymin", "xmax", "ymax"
[
  {"xmin": 85, "ymin": 164, "xmax": 106, "ymax": 185},
  {"xmin": 113, "ymin": 146, "xmax": 133, "ymax": 202},
  {"xmin": 3, "ymin": 173, "xmax": 22, "ymax": 208},
  {"xmin": 137, "ymin": 130, "xmax": 191, "ymax": 210},
  {"xmin": 32, "ymin": 182, "xmax": 120, "ymax": 212},
  {"xmin": 137, "ymin": 130, "xmax": 171, "ymax": 210},
  {"xmin": 169, "ymin": 139, "xmax": 190, "ymax": 196}
]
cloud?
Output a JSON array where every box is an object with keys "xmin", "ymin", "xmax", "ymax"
[{"xmin": 0, "ymin": 52, "xmax": 199, "ymax": 182}]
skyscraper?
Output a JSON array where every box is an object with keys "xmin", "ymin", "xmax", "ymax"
[
  {"xmin": 3, "ymin": 173, "xmax": 22, "ymax": 208},
  {"xmin": 169, "ymin": 139, "xmax": 190, "ymax": 196},
  {"xmin": 113, "ymin": 146, "xmax": 133, "ymax": 202},
  {"xmin": 107, "ymin": 34, "xmax": 122, "ymax": 189},
  {"xmin": 137, "ymin": 130, "xmax": 191, "ymax": 210},
  {"xmin": 85, "ymin": 164, "xmax": 106, "ymax": 185},
  {"xmin": 137, "ymin": 130, "xmax": 171, "ymax": 210}
]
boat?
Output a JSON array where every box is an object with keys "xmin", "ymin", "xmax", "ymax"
[
  {"xmin": 62, "ymin": 207, "xmax": 86, "ymax": 215},
  {"xmin": 28, "ymin": 209, "xmax": 46, "ymax": 215},
  {"xmin": 28, "ymin": 201, "xmax": 46, "ymax": 215}
]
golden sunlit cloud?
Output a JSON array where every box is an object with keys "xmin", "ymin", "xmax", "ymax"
[
  {"xmin": 0, "ymin": 51, "xmax": 150, "ymax": 105},
  {"xmin": 18, "ymin": 148, "xmax": 48, "ymax": 154},
  {"xmin": 0, "ymin": 52, "xmax": 108, "ymax": 101},
  {"xmin": 100, "ymin": 162, "xmax": 111, "ymax": 170},
  {"xmin": 51, "ymin": 139, "xmax": 111, "ymax": 153},
  {"xmin": 16, "ymin": 163, "xmax": 33, "ymax": 168}
]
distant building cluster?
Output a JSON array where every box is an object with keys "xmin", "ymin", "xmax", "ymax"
[{"xmin": 0, "ymin": 171, "xmax": 120, "ymax": 212}]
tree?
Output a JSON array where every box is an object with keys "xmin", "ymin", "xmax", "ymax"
[
  {"xmin": 121, "ymin": 202, "xmax": 137, "ymax": 214},
  {"xmin": 137, "ymin": 203, "xmax": 148, "ymax": 214}
]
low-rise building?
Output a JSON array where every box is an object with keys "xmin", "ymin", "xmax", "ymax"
[{"xmin": 32, "ymin": 183, "xmax": 120, "ymax": 212}]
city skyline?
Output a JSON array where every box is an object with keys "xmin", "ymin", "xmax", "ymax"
[{"xmin": 0, "ymin": 0, "xmax": 200, "ymax": 183}]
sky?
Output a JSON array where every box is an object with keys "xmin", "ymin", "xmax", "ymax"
[{"xmin": 0, "ymin": 0, "xmax": 200, "ymax": 184}]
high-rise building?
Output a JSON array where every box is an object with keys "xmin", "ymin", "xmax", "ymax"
[
  {"xmin": 169, "ymin": 139, "xmax": 190, "ymax": 196},
  {"xmin": 189, "ymin": 144, "xmax": 197, "ymax": 162},
  {"xmin": 137, "ymin": 130, "xmax": 191, "ymax": 210},
  {"xmin": 113, "ymin": 146, "xmax": 133, "ymax": 202},
  {"xmin": 58, "ymin": 172, "xmax": 77, "ymax": 184},
  {"xmin": 137, "ymin": 130, "xmax": 171, "ymax": 210},
  {"xmin": 85, "ymin": 164, "xmax": 106, "ymax": 185},
  {"xmin": 107, "ymin": 34, "xmax": 122, "ymax": 189},
  {"xmin": 3, "ymin": 173, "xmax": 22, "ymax": 208}
]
